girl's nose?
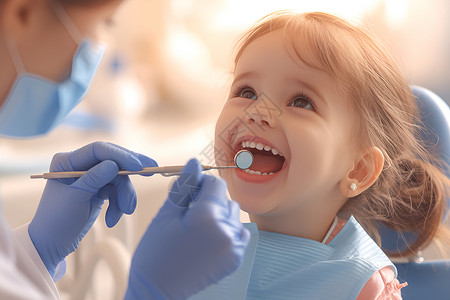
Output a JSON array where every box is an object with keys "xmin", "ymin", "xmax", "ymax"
[{"xmin": 244, "ymin": 99, "xmax": 279, "ymax": 128}]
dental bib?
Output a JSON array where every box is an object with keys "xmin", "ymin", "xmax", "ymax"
[{"xmin": 188, "ymin": 216, "xmax": 395, "ymax": 300}]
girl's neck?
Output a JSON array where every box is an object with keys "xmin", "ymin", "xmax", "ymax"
[{"xmin": 248, "ymin": 207, "xmax": 340, "ymax": 242}]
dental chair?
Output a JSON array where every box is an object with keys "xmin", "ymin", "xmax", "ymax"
[{"xmin": 378, "ymin": 86, "xmax": 450, "ymax": 299}]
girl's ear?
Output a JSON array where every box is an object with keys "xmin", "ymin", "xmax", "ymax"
[{"xmin": 340, "ymin": 147, "xmax": 384, "ymax": 197}]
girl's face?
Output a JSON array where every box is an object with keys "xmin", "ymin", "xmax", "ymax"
[{"xmin": 214, "ymin": 31, "xmax": 361, "ymax": 235}]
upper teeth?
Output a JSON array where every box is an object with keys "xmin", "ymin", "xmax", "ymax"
[{"xmin": 241, "ymin": 140, "xmax": 283, "ymax": 157}]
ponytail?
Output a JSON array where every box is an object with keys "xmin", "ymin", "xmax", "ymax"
[{"xmin": 384, "ymin": 158, "xmax": 448, "ymax": 256}]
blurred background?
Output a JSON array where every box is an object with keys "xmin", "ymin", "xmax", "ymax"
[{"xmin": 1, "ymin": 0, "xmax": 449, "ymax": 299}]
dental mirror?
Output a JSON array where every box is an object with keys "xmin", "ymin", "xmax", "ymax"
[{"xmin": 234, "ymin": 149, "xmax": 254, "ymax": 170}]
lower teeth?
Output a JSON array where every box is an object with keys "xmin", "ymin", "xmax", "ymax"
[{"xmin": 244, "ymin": 169, "xmax": 275, "ymax": 175}]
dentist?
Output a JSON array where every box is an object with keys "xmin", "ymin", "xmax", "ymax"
[{"xmin": 0, "ymin": 0, "xmax": 249, "ymax": 299}]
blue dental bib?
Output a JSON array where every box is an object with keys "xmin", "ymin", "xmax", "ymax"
[{"xmin": 189, "ymin": 216, "xmax": 395, "ymax": 300}]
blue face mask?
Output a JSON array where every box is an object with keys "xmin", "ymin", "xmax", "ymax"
[{"xmin": 0, "ymin": 1, "xmax": 105, "ymax": 138}]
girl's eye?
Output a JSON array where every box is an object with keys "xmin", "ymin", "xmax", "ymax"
[
  {"xmin": 239, "ymin": 88, "xmax": 258, "ymax": 100},
  {"xmin": 289, "ymin": 95, "xmax": 315, "ymax": 110}
]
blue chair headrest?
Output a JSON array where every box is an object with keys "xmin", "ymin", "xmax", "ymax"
[{"xmin": 379, "ymin": 86, "xmax": 450, "ymax": 253}]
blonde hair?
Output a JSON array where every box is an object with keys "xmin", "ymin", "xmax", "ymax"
[{"xmin": 234, "ymin": 11, "xmax": 450, "ymax": 257}]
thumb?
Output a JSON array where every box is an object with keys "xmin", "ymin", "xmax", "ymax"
[
  {"xmin": 168, "ymin": 158, "xmax": 203, "ymax": 207},
  {"xmin": 196, "ymin": 175, "xmax": 228, "ymax": 207},
  {"xmin": 71, "ymin": 160, "xmax": 119, "ymax": 194}
]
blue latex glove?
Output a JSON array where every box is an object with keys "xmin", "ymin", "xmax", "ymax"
[
  {"xmin": 124, "ymin": 158, "xmax": 250, "ymax": 300},
  {"xmin": 29, "ymin": 141, "xmax": 157, "ymax": 278}
]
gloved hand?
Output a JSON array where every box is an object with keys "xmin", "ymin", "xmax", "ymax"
[
  {"xmin": 28, "ymin": 141, "xmax": 157, "ymax": 278},
  {"xmin": 124, "ymin": 158, "xmax": 250, "ymax": 300}
]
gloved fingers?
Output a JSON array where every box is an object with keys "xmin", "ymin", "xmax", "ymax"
[
  {"xmin": 227, "ymin": 225, "xmax": 250, "ymax": 273},
  {"xmin": 49, "ymin": 152, "xmax": 74, "ymax": 172},
  {"xmin": 216, "ymin": 199, "xmax": 249, "ymax": 242},
  {"xmin": 240, "ymin": 226, "xmax": 251, "ymax": 246},
  {"xmin": 111, "ymin": 175, "xmax": 137, "ymax": 215},
  {"xmin": 211, "ymin": 197, "xmax": 240, "ymax": 227},
  {"xmin": 98, "ymin": 176, "xmax": 137, "ymax": 227},
  {"xmin": 228, "ymin": 200, "xmax": 242, "ymax": 222},
  {"xmin": 181, "ymin": 158, "xmax": 203, "ymax": 177},
  {"xmin": 168, "ymin": 158, "xmax": 203, "ymax": 208},
  {"xmin": 79, "ymin": 196, "xmax": 105, "ymax": 239},
  {"xmin": 186, "ymin": 175, "xmax": 229, "ymax": 223},
  {"xmin": 104, "ymin": 142, "xmax": 159, "ymax": 176},
  {"xmin": 228, "ymin": 200, "xmax": 251, "ymax": 245},
  {"xmin": 97, "ymin": 183, "xmax": 112, "ymax": 200},
  {"xmin": 135, "ymin": 153, "xmax": 159, "ymax": 177},
  {"xmin": 195, "ymin": 175, "xmax": 228, "ymax": 208},
  {"xmin": 90, "ymin": 196, "xmax": 105, "ymax": 218},
  {"xmin": 67, "ymin": 141, "xmax": 144, "ymax": 172},
  {"xmin": 71, "ymin": 160, "xmax": 119, "ymax": 194},
  {"xmin": 49, "ymin": 153, "xmax": 78, "ymax": 185},
  {"xmin": 103, "ymin": 185, "xmax": 124, "ymax": 228}
]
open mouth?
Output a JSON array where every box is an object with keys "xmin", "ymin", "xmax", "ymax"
[{"xmin": 236, "ymin": 139, "xmax": 286, "ymax": 175}]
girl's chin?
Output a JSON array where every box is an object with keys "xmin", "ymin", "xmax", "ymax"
[
  {"xmin": 237, "ymin": 206, "xmax": 267, "ymax": 217},
  {"xmin": 230, "ymin": 193, "xmax": 275, "ymax": 215}
]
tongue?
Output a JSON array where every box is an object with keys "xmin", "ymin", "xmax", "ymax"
[{"xmin": 251, "ymin": 152, "xmax": 283, "ymax": 173}]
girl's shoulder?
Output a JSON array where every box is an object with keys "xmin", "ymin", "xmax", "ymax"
[
  {"xmin": 325, "ymin": 217, "xmax": 407, "ymax": 299},
  {"xmin": 357, "ymin": 266, "xmax": 407, "ymax": 300}
]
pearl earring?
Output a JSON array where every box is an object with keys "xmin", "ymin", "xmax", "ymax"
[{"xmin": 350, "ymin": 183, "xmax": 357, "ymax": 191}]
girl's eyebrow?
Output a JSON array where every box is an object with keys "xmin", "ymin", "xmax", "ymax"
[{"xmin": 232, "ymin": 71, "xmax": 259, "ymax": 86}]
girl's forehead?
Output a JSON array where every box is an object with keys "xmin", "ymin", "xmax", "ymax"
[
  {"xmin": 235, "ymin": 31, "xmax": 325, "ymax": 75},
  {"xmin": 235, "ymin": 32, "xmax": 329, "ymax": 84}
]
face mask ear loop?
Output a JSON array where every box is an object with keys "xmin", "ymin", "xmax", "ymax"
[
  {"xmin": 48, "ymin": 0, "xmax": 83, "ymax": 44},
  {"xmin": 5, "ymin": 37, "xmax": 26, "ymax": 75}
]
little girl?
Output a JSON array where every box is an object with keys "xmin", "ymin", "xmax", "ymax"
[{"xmin": 191, "ymin": 11, "xmax": 449, "ymax": 300}]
